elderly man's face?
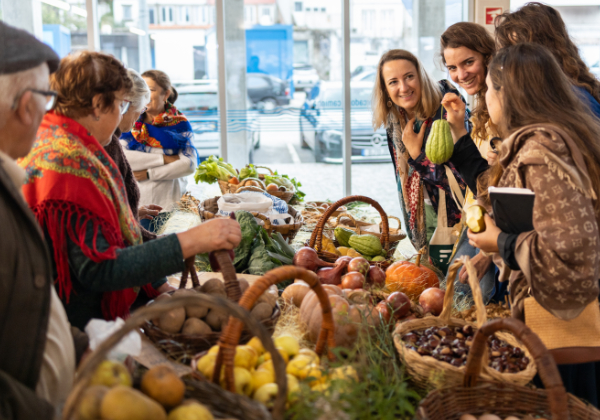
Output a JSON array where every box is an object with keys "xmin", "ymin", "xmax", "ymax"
[{"xmin": 14, "ymin": 63, "xmax": 50, "ymax": 159}]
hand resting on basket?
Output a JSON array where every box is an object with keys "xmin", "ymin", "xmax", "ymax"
[{"xmin": 177, "ymin": 218, "xmax": 242, "ymax": 259}]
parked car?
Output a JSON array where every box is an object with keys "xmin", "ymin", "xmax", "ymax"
[
  {"xmin": 293, "ymin": 64, "xmax": 320, "ymax": 91},
  {"xmin": 176, "ymin": 82, "xmax": 261, "ymax": 161},
  {"xmin": 299, "ymin": 81, "xmax": 391, "ymax": 163},
  {"xmin": 246, "ymin": 73, "xmax": 290, "ymax": 111},
  {"xmin": 351, "ymin": 69, "xmax": 376, "ymax": 83}
]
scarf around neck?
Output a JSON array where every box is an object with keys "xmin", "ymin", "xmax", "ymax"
[
  {"xmin": 20, "ymin": 112, "xmax": 145, "ymax": 321},
  {"xmin": 121, "ymin": 102, "xmax": 199, "ymax": 164}
]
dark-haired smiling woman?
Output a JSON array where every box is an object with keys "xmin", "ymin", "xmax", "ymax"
[
  {"xmin": 443, "ymin": 43, "xmax": 600, "ymax": 406},
  {"xmin": 440, "ymin": 22, "xmax": 498, "ymax": 302}
]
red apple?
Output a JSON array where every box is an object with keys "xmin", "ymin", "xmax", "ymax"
[
  {"xmin": 348, "ymin": 257, "xmax": 370, "ymax": 276},
  {"xmin": 386, "ymin": 291, "xmax": 411, "ymax": 319},
  {"xmin": 419, "ymin": 287, "xmax": 445, "ymax": 316},
  {"xmin": 341, "ymin": 272, "xmax": 365, "ymax": 290}
]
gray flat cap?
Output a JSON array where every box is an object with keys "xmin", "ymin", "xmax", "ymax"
[{"xmin": 0, "ymin": 21, "xmax": 60, "ymax": 75}]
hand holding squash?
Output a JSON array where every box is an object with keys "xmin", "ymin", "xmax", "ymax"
[
  {"xmin": 402, "ymin": 117, "xmax": 427, "ymax": 160},
  {"xmin": 440, "ymin": 92, "xmax": 468, "ymax": 142}
]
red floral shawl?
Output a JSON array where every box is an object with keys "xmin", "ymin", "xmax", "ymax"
[{"xmin": 20, "ymin": 112, "xmax": 155, "ymax": 320}]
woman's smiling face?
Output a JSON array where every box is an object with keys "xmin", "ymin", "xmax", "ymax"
[
  {"xmin": 381, "ymin": 59, "xmax": 421, "ymax": 115},
  {"xmin": 444, "ymin": 46, "xmax": 486, "ymax": 96}
]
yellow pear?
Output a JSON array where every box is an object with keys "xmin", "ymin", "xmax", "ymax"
[
  {"xmin": 207, "ymin": 345, "xmax": 220, "ymax": 355},
  {"xmin": 305, "ymin": 364, "xmax": 325, "ymax": 387},
  {"xmin": 274, "ymin": 335, "xmax": 300, "ymax": 359},
  {"xmin": 234, "ymin": 345, "xmax": 258, "ymax": 370},
  {"xmin": 286, "ymin": 374, "xmax": 300, "ymax": 402},
  {"xmin": 196, "ymin": 354, "xmax": 218, "ymax": 379},
  {"xmin": 253, "ymin": 383, "xmax": 279, "ymax": 409},
  {"xmin": 100, "ymin": 385, "xmax": 166, "ymax": 420},
  {"xmin": 220, "ymin": 367, "xmax": 253, "ymax": 396},
  {"xmin": 247, "ymin": 336, "xmax": 265, "ymax": 356},
  {"xmin": 89, "ymin": 360, "xmax": 132, "ymax": 388},
  {"xmin": 286, "ymin": 355, "xmax": 314, "ymax": 379},
  {"xmin": 167, "ymin": 402, "xmax": 214, "ymax": 420},
  {"xmin": 311, "ymin": 380, "xmax": 331, "ymax": 395},
  {"xmin": 75, "ymin": 385, "xmax": 108, "ymax": 420},
  {"xmin": 257, "ymin": 360, "xmax": 274, "ymax": 374},
  {"xmin": 298, "ymin": 348, "xmax": 320, "ymax": 364},
  {"xmin": 262, "ymin": 347, "xmax": 289, "ymax": 364},
  {"xmin": 251, "ymin": 368, "xmax": 275, "ymax": 393},
  {"xmin": 330, "ymin": 365, "xmax": 359, "ymax": 382}
]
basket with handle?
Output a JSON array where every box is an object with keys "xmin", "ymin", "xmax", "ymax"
[
  {"xmin": 142, "ymin": 252, "xmax": 280, "ymax": 363},
  {"xmin": 191, "ymin": 266, "xmax": 337, "ymax": 419},
  {"xmin": 416, "ymin": 317, "xmax": 600, "ymax": 420},
  {"xmin": 62, "ymin": 293, "xmax": 282, "ymax": 420},
  {"xmin": 393, "ymin": 255, "xmax": 537, "ymax": 391},
  {"xmin": 250, "ymin": 210, "xmax": 304, "ymax": 241},
  {"xmin": 308, "ymin": 195, "xmax": 402, "ymax": 269},
  {"xmin": 333, "ymin": 211, "xmax": 406, "ymax": 243},
  {"xmin": 253, "ymin": 165, "xmax": 295, "ymax": 203}
]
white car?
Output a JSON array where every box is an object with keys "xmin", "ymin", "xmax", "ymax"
[{"xmin": 293, "ymin": 64, "xmax": 320, "ymax": 91}]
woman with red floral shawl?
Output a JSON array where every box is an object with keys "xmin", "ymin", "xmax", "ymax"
[{"xmin": 19, "ymin": 52, "xmax": 241, "ymax": 329}]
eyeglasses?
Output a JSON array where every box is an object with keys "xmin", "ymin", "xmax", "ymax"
[
  {"xmin": 12, "ymin": 89, "xmax": 58, "ymax": 112},
  {"xmin": 120, "ymin": 100, "xmax": 131, "ymax": 115}
]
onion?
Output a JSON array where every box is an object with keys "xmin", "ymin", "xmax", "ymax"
[
  {"xmin": 293, "ymin": 247, "xmax": 335, "ymax": 272},
  {"xmin": 347, "ymin": 257, "xmax": 370, "ymax": 276},
  {"xmin": 366, "ymin": 266, "xmax": 386, "ymax": 288},
  {"xmin": 316, "ymin": 263, "xmax": 346, "ymax": 285},
  {"xmin": 386, "ymin": 291, "xmax": 411, "ymax": 319},
  {"xmin": 335, "ymin": 256, "xmax": 352, "ymax": 266},
  {"xmin": 419, "ymin": 287, "xmax": 445, "ymax": 316},
  {"xmin": 341, "ymin": 272, "xmax": 365, "ymax": 290}
]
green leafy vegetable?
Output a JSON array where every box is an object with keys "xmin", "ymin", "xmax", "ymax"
[
  {"xmin": 239, "ymin": 164, "xmax": 257, "ymax": 180},
  {"xmin": 194, "ymin": 155, "xmax": 237, "ymax": 184},
  {"xmin": 232, "ymin": 210, "xmax": 260, "ymax": 272},
  {"xmin": 248, "ymin": 229, "xmax": 278, "ymax": 275}
]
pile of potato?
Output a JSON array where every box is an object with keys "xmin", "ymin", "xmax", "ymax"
[{"xmin": 151, "ymin": 278, "xmax": 278, "ymax": 335}]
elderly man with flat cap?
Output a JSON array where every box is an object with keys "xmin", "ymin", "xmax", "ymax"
[{"xmin": 0, "ymin": 22, "xmax": 88, "ymax": 419}]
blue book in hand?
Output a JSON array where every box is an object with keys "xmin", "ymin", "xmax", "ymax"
[{"xmin": 488, "ymin": 187, "xmax": 535, "ymax": 234}]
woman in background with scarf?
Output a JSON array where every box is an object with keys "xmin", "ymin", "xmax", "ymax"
[{"xmin": 121, "ymin": 69, "xmax": 198, "ymax": 232}]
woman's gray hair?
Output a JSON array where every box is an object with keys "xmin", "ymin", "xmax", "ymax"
[{"xmin": 126, "ymin": 69, "xmax": 150, "ymax": 112}]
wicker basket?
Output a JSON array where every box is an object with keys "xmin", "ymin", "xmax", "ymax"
[
  {"xmin": 142, "ymin": 253, "xmax": 280, "ymax": 363},
  {"xmin": 307, "ymin": 195, "xmax": 403, "ymax": 269},
  {"xmin": 218, "ymin": 179, "xmax": 240, "ymax": 195},
  {"xmin": 393, "ymin": 256, "xmax": 537, "ymax": 391},
  {"xmin": 191, "ymin": 266, "xmax": 337, "ymax": 419},
  {"xmin": 62, "ymin": 293, "xmax": 282, "ymax": 420},
  {"xmin": 253, "ymin": 166, "xmax": 295, "ymax": 203},
  {"xmin": 305, "ymin": 201, "xmax": 348, "ymax": 218},
  {"xmin": 333, "ymin": 211, "xmax": 406, "ymax": 243},
  {"xmin": 416, "ymin": 317, "xmax": 600, "ymax": 420}
]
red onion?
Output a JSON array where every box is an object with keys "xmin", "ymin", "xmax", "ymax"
[
  {"xmin": 386, "ymin": 292, "xmax": 411, "ymax": 319},
  {"xmin": 341, "ymin": 272, "xmax": 365, "ymax": 289},
  {"xmin": 366, "ymin": 266, "xmax": 386, "ymax": 288},
  {"xmin": 419, "ymin": 287, "xmax": 445, "ymax": 316},
  {"xmin": 293, "ymin": 247, "xmax": 335, "ymax": 272},
  {"xmin": 348, "ymin": 257, "xmax": 370, "ymax": 276},
  {"xmin": 316, "ymin": 263, "xmax": 346, "ymax": 285}
]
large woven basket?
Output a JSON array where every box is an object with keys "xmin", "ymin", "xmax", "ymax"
[
  {"xmin": 416, "ymin": 317, "xmax": 600, "ymax": 420},
  {"xmin": 393, "ymin": 256, "xmax": 537, "ymax": 391},
  {"xmin": 255, "ymin": 165, "xmax": 295, "ymax": 203},
  {"xmin": 62, "ymin": 293, "xmax": 282, "ymax": 420},
  {"xmin": 142, "ymin": 252, "xmax": 280, "ymax": 363},
  {"xmin": 308, "ymin": 195, "xmax": 403, "ymax": 269},
  {"xmin": 191, "ymin": 266, "xmax": 337, "ymax": 419},
  {"xmin": 333, "ymin": 211, "xmax": 406, "ymax": 243}
]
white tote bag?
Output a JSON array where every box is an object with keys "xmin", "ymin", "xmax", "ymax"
[{"xmin": 429, "ymin": 166, "xmax": 464, "ymax": 273}]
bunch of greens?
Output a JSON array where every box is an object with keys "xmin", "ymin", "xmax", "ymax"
[
  {"xmin": 194, "ymin": 155, "xmax": 237, "ymax": 184},
  {"xmin": 264, "ymin": 171, "xmax": 306, "ymax": 202},
  {"xmin": 248, "ymin": 229, "xmax": 296, "ymax": 276},
  {"xmin": 239, "ymin": 164, "xmax": 258, "ymax": 180},
  {"xmin": 286, "ymin": 315, "xmax": 421, "ymax": 420}
]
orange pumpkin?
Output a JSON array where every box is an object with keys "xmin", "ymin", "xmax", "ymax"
[{"xmin": 385, "ymin": 252, "xmax": 439, "ymax": 301}]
